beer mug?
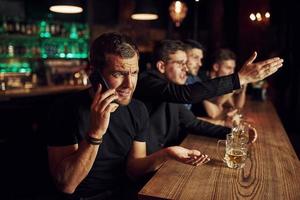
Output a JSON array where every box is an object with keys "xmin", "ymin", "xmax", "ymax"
[{"xmin": 217, "ymin": 134, "xmax": 248, "ymax": 169}]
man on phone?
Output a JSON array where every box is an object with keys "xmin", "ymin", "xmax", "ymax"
[{"xmin": 46, "ymin": 33, "xmax": 208, "ymax": 200}]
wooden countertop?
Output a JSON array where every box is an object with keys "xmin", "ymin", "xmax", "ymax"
[
  {"xmin": 139, "ymin": 100, "xmax": 300, "ymax": 200},
  {"xmin": 0, "ymin": 85, "xmax": 89, "ymax": 100}
]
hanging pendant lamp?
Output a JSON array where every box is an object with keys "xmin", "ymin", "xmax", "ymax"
[
  {"xmin": 49, "ymin": 0, "xmax": 83, "ymax": 14},
  {"xmin": 131, "ymin": 0, "xmax": 158, "ymax": 20}
]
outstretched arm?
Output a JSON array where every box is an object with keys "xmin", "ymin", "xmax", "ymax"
[
  {"xmin": 126, "ymin": 141, "xmax": 210, "ymax": 179},
  {"xmin": 136, "ymin": 71, "xmax": 241, "ymax": 104}
]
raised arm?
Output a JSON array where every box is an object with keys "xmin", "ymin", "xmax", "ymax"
[
  {"xmin": 136, "ymin": 52, "xmax": 283, "ymax": 105},
  {"xmin": 136, "ymin": 71, "xmax": 240, "ymax": 104},
  {"xmin": 48, "ymin": 86, "xmax": 119, "ymax": 194}
]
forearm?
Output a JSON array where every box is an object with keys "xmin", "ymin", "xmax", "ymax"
[
  {"xmin": 234, "ymin": 87, "xmax": 247, "ymax": 109},
  {"xmin": 187, "ymin": 117, "xmax": 230, "ymax": 138},
  {"xmin": 54, "ymin": 141, "xmax": 99, "ymax": 193},
  {"xmin": 127, "ymin": 148, "xmax": 169, "ymax": 179},
  {"xmin": 197, "ymin": 116, "xmax": 225, "ymax": 126},
  {"xmin": 188, "ymin": 73, "xmax": 241, "ymax": 103},
  {"xmin": 203, "ymin": 100, "xmax": 223, "ymax": 119},
  {"xmin": 215, "ymin": 94, "xmax": 232, "ymax": 105}
]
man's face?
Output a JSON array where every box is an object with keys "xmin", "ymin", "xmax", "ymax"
[
  {"xmin": 163, "ymin": 50, "xmax": 188, "ymax": 85},
  {"xmin": 102, "ymin": 53, "xmax": 139, "ymax": 106},
  {"xmin": 186, "ymin": 48, "xmax": 203, "ymax": 76},
  {"xmin": 216, "ymin": 59, "xmax": 236, "ymax": 77}
]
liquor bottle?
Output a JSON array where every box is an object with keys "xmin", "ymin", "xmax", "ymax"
[
  {"xmin": 14, "ymin": 17, "xmax": 21, "ymax": 34},
  {"xmin": 1, "ymin": 17, "xmax": 8, "ymax": 34}
]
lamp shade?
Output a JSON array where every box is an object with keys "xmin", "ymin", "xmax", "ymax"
[
  {"xmin": 49, "ymin": 0, "xmax": 83, "ymax": 14},
  {"xmin": 131, "ymin": 0, "xmax": 158, "ymax": 20}
]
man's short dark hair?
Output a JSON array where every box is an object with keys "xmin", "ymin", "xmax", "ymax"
[
  {"xmin": 89, "ymin": 32, "xmax": 139, "ymax": 71},
  {"xmin": 213, "ymin": 49, "xmax": 236, "ymax": 63},
  {"xmin": 183, "ymin": 39, "xmax": 205, "ymax": 52},
  {"xmin": 152, "ymin": 40, "xmax": 185, "ymax": 65}
]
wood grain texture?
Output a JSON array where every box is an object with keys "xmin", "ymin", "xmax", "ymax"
[{"xmin": 139, "ymin": 100, "xmax": 300, "ymax": 200}]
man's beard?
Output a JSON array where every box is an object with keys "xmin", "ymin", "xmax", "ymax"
[{"xmin": 115, "ymin": 93, "xmax": 133, "ymax": 106}]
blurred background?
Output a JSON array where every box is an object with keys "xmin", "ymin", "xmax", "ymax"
[{"xmin": 0, "ymin": 0, "xmax": 299, "ymax": 199}]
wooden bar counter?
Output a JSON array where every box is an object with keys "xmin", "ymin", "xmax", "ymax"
[{"xmin": 139, "ymin": 100, "xmax": 300, "ymax": 200}]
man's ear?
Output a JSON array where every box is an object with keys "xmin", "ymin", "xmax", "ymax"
[
  {"xmin": 212, "ymin": 63, "xmax": 219, "ymax": 72},
  {"xmin": 156, "ymin": 61, "xmax": 166, "ymax": 74}
]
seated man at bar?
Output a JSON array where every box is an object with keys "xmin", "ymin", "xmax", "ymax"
[
  {"xmin": 193, "ymin": 49, "xmax": 247, "ymax": 126},
  {"xmin": 183, "ymin": 39, "xmax": 205, "ymax": 110},
  {"xmin": 135, "ymin": 40, "xmax": 282, "ymax": 153},
  {"xmin": 184, "ymin": 39, "xmax": 205, "ymax": 85},
  {"xmin": 46, "ymin": 33, "xmax": 208, "ymax": 200}
]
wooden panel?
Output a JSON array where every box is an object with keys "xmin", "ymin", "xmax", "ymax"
[{"xmin": 139, "ymin": 100, "xmax": 300, "ymax": 200}]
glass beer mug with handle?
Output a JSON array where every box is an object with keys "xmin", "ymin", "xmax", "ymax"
[{"xmin": 217, "ymin": 134, "xmax": 248, "ymax": 169}]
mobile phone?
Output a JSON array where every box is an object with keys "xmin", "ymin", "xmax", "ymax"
[
  {"xmin": 89, "ymin": 70, "xmax": 119, "ymax": 104},
  {"xmin": 89, "ymin": 70, "xmax": 110, "ymax": 92}
]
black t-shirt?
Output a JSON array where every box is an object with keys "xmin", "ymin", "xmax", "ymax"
[{"xmin": 47, "ymin": 89, "xmax": 149, "ymax": 198}]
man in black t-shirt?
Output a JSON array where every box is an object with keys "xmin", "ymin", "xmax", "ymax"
[{"xmin": 47, "ymin": 33, "xmax": 208, "ymax": 200}]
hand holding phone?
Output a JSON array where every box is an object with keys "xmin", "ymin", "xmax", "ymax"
[
  {"xmin": 89, "ymin": 70, "xmax": 109, "ymax": 92},
  {"xmin": 89, "ymin": 70, "xmax": 119, "ymax": 104}
]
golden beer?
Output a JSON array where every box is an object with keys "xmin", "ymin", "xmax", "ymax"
[{"xmin": 224, "ymin": 148, "xmax": 247, "ymax": 168}]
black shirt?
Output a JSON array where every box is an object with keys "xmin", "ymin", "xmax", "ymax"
[
  {"xmin": 47, "ymin": 89, "xmax": 149, "ymax": 198},
  {"xmin": 135, "ymin": 70, "xmax": 232, "ymax": 154}
]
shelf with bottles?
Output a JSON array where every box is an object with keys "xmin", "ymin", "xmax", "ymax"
[
  {"xmin": 0, "ymin": 18, "xmax": 89, "ymax": 39},
  {"xmin": 0, "ymin": 58, "xmax": 36, "ymax": 74},
  {"xmin": 0, "ymin": 19, "xmax": 89, "ymax": 59},
  {"xmin": 0, "ymin": 36, "xmax": 88, "ymax": 59},
  {"xmin": 0, "ymin": 58, "xmax": 89, "ymax": 91}
]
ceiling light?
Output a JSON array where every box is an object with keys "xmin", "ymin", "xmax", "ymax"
[
  {"xmin": 131, "ymin": 0, "xmax": 158, "ymax": 20},
  {"xmin": 49, "ymin": 0, "xmax": 83, "ymax": 14}
]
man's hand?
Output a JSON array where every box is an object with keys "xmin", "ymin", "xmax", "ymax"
[
  {"xmin": 89, "ymin": 84, "xmax": 119, "ymax": 139},
  {"xmin": 238, "ymin": 51, "xmax": 283, "ymax": 85},
  {"xmin": 166, "ymin": 146, "xmax": 210, "ymax": 166}
]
